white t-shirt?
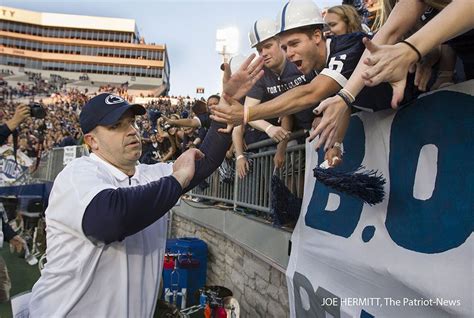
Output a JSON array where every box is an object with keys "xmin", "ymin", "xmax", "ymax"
[{"xmin": 29, "ymin": 153, "xmax": 173, "ymax": 317}]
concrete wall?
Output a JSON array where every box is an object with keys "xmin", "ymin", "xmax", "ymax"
[{"xmin": 170, "ymin": 202, "xmax": 291, "ymax": 318}]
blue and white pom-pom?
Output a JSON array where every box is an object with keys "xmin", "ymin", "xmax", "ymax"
[{"xmin": 314, "ymin": 143, "xmax": 386, "ymax": 205}]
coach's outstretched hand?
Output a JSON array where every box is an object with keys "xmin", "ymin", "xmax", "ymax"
[{"xmin": 172, "ymin": 148, "xmax": 205, "ymax": 189}]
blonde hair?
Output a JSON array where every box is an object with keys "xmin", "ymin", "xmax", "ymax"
[
  {"xmin": 327, "ymin": 5, "xmax": 363, "ymax": 34},
  {"xmin": 372, "ymin": 0, "xmax": 396, "ymax": 32}
]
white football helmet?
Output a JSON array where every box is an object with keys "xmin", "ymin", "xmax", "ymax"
[
  {"xmin": 276, "ymin": 0, "xmax": 325, "ymax": 34},
  {"xmin": 248, "ymin": 18, "xmax": 278, "ymax": 48}
]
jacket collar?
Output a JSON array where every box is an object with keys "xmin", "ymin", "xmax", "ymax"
[{"xmin": 89, "ymin": 153, "xmax": 139, "ymax": 183}]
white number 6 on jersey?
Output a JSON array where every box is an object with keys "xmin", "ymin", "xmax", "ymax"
[{"xmin": 328, "ymin": 54, "xmax": 346, "ymax": 73}]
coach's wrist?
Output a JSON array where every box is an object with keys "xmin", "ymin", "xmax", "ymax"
[{"xmin": 171, "ymin": 171, "xmax": 190, "ymax": 190}]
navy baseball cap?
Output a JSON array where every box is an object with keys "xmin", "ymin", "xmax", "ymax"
[{"xmin": 80, "ymin": 93, "xmax": 146, "ymax": 134}]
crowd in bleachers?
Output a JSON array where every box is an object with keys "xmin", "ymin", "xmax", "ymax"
[
  {"xmin": 0, "ymin": 77, "xmax": 207, "ymax": 163},
  {"xmin": 0, "ymin": 72, "xmax": 68, "ymax": 100}
]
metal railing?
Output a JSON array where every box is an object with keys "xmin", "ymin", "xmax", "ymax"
[
  {"xmin": 30, "ymin": 146, "xmax": 88, "ymax": 182},
  {"xmin": 190, "ymin": 131, "xmax": 307, "ymax": 214},
  {"xmin": 24, "ymin": 132, "xmax": 306, "ymax": 215}
]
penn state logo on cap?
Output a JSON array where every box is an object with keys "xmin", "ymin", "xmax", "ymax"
[
  {"xmin": 79, "ymin": 93, "xmax": 146, "ymax": 134},
  {"xmin": 105, "ymin": 94, "xmax": 126, "ymax": 105}
]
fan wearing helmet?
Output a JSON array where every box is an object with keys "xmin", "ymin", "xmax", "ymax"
[
  {"xmin": 232, "ymin": 17, "xmax": 315, "ymax": 179},
  {"xmin": 211, "ymin": 0, "xmax": 417, "ymax": 167}
]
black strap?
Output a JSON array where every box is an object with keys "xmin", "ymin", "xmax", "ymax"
[
  {"xmin": 31, "ymin": 141, "xmax": 43, "ymax": 173},
  {"xmin": 337, "ymin": 91, "xmax": 353, "ymax": 109},
  {"xmin": 12, "ymin": 128, "xmax": 18, "ymax": 166},
  {"xmin": 400, "ymin": 40, "xmax": 422, "ymax": 62}
]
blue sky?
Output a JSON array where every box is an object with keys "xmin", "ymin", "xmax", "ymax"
[{"xmin": 4, "ymin": 0, "xmax": 339, "ymax": 97}]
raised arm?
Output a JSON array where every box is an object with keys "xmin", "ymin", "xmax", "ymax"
[
  {"xmin": 82, "ymin": 149, "xmax": 204, "ymax": 244},
  {"xmin": 167, "ymin": 118, "xmax": 201, "ymax": 128},
  {"xmin": 232, "ymin": 125, "xmax": 250, "ymax": 179},
  {"xmin": 211, "ymin": 74, "xmax": 341, "ymax": 125},
  {"xmin": 183, "ymin": 121, "xmax": 232, "ymax": 192},
  {"xmin": 274, "ymin": 115, "xmax": 293, "ymax": 169},
  {"xmin": 245, "ymin": 96, "xmax": 290, "ymax": 143},
  {"xmin": 345, "ymin": 0, "xmax": 428, "ymax": 98},
  {"xmin": 312, "ymin": 0, "xmax": 472, "ymax": 151},
  {"xmin": 310, "ymin": 0, "xmax": 428, "ymax": 150},
  {"xmin": 362, "ymin": 0, "xmax": 474, "ymax": 98},
  {"xmin": 6, "ymin": 104, "xmax": 31, "ymax": 132},
  {"xmin": 1, "ymin": 104, "xmax": 30, "ymax": 145},
  {"xmin": 184, "ymin": 53, "xmax": 265, "ymax": 190}
]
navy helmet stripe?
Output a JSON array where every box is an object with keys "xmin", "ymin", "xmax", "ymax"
[
  {"xmin": 281, "ymin": 2, "xmax": 290, "ymax": 32},
  {"xmin": 253, "ymin": 21, "xmax": 260, "ymax": 43}
]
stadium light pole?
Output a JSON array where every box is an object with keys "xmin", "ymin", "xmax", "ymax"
[{"xmin": 216, "ymin": 27, "xmax": 239, "ymax": 90}]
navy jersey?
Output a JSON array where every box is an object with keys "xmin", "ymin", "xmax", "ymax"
[
  {"xmin": 322, "ymin": 32, "xmax": 418, "ymax": 111},
  {"xmin": 245, "ymin": 60, "xmax": 316, "ymax": 144},
  {"xmin": 247, "ymin": 60, "xmax": 313, "ymax": 103},
  {"xmin": 195, "ymin": 112, "xmax": 211, "ymax": 141},
  {"xmin": 289, "ymin": 65, "xmax": 317, "ymax": 131},
  {"xmin": 320, "ymin": 33, "xmax": 368, "ymax": 88},
  {"xmin": 195, "ymin": 113, "xmax": 211, "ymax": 129}
]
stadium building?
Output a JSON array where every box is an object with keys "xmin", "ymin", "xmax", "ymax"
[{"xmin": 0, "ymin": 6, "xmax": 170, "ymax": 95}]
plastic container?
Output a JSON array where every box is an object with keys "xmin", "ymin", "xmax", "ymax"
[{"xmin": 162, "ymin": 237, "xmax": 208, "ymax": 307}]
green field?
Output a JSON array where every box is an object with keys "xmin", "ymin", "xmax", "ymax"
[{"xmin": 0, "ymin": 248, "xmax": 40, "ymax": 318}]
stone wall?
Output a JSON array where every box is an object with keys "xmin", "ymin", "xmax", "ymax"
[{"xmin": 171, "ymin": 213, "xmax": 290, "ymax": 318}]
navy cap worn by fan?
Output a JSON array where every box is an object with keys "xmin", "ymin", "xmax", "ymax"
[{"xmin": 79, "ymin": 93, "xmax": 146, "ymax": 134}]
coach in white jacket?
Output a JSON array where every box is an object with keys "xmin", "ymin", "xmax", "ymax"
[{"xmin": 28, "ymin": 54, "xmax": 264, "ymax": 318}]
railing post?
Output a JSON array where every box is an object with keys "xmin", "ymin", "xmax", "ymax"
[{"xmin": 233, "ymin": 159, "xmax": 239, "ymax": 211}]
